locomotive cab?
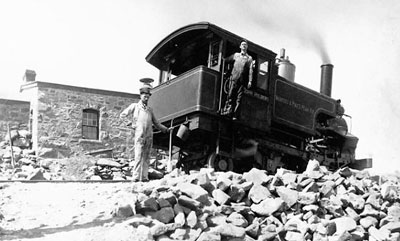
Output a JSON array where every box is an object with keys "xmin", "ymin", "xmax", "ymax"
[{"xmin": 146, "ymin": 22, "xmax": 277, "ymax": 172}]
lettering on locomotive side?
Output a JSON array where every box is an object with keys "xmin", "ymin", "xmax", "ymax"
[
  {"xmin": 275, "ymin": 95, "xmax": 289, "ymax": 104},
  {"xmin": 275, "ymin": 95, "xmax": 315, "ymax": 114},
  {"xmin": 243, "ymin": 89, "xmax": 268, "ymax": 101}
]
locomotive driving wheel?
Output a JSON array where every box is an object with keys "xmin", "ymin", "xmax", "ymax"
[{"xmin": 207, "ymin": 152, "xmax": 234, "ymax": 172}]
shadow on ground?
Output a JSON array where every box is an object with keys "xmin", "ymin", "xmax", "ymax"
[{"xmin": 0, "ymin": 217, "xmax": 122, "ymax": 240}]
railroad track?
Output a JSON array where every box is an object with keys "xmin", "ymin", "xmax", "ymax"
[{"xmin": 0, "ymin": 179, "xmax": 136, "ymax": 183}]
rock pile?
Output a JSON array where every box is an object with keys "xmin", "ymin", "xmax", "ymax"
[
  {"xmin": 2, "ymin": 129, "xmax": 32, "ymax": 149},
  {"xmin": 0, "ymin": 143, "xmax": 41, "ymax": 180},
  {"xmin": 90, "ymin": 158, "xmax": 164, "ymax": 181},
  {"xmin": 90, "ymin": 158, "xmax": 130, "ymax": 180},
  {"xmin": 0, "ymin": 128, "xmax": 168, "ymax": 181},
  {"xmin": 0, "ymin": 129, "xmax": 54, "ymax": 180},
  {"xmin": 112, "ymin": 160, "xmax": 400, "ymax": 241},
  {"xmin": 0, "ymin": 149, "xmax": 166, "ymax": 181}
]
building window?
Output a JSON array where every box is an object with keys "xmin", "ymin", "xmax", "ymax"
[{"xmin": 82, "ymin": 109, "xmax": 99, "ymax": 140}]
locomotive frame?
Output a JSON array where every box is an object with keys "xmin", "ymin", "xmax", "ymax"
[{"xmin": 147, "ymin": 22, "xmax": 372, "ymax": 173}]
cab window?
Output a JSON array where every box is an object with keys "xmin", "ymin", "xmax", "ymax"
[
  {"xmin": 158, "ymin": 36, "xmax": 213, "ymax": 84},
  {"xmin": 208, "ymin": 40, "xmax": 223, "ymax": 71},
  {"xmin": 256, "ymin": 58, "xmax": 269, "ymax": 92}
]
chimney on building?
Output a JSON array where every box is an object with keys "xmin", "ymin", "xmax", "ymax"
[{"xmin": 23, "ymin": 70, "xmax": 36, "ymax": 82}]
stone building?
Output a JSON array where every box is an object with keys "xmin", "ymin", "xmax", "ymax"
[
  {"xmin": 16, "ymin": 70, "xmax": 139, "ymax": 158},
  {"xmin": 0, "ymin": 98, "xmax": 30, "ymax": 141}
]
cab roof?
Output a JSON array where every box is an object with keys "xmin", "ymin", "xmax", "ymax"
[{"xmin": 145, "ymin": 22, "xmax": 277, "ymax": 70}]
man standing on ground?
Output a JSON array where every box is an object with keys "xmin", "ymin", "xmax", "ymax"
[
  {"xmin": 222, "ymin": 40, "xmax": 254, "ymax": 120},
  {"xmin": 120, "ymin": 78, "xmax": 171, "ymax": 182}
]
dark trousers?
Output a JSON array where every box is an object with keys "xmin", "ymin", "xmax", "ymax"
[{"xmin": 224, "ymin": 78, "xmax": 244, "ymax": 118}]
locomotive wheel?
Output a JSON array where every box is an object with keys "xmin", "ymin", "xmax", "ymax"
[{"xmin": 207, "ymin": 152, "xmax": 234, "ymax": 172}]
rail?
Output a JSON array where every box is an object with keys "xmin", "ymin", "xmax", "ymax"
[{"xmin": 0, "ymin": 180, "xmax": 134, "ymax": 183}]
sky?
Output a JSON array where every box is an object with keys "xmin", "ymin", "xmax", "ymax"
[{"xmin": 1, "ymin": 0, "xmax": 400, "ymax": 174}]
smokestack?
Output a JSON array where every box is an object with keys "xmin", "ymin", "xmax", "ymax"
[
  {"xmin": 320, "ymin": 64, "xmax": 333, "ymax": 97},
  {"xmin": 23, "ymin": 70, "xmax": 36, "ymax": 82}
]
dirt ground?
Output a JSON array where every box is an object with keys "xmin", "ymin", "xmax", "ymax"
[
  {"xmin": 0, "ymin": 153, "xmax": 177, "ymax": 241},
  {"xmin": 0, "ymin": 181, "xmax": 143, "ymax": 241}
]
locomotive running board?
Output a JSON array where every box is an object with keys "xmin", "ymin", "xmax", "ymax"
[{"xmin": 348, "ymin": 158, "xmax": 373, "ymax": 170}]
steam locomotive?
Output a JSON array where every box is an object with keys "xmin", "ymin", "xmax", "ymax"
[{"xmin": 147, "ymin": 22, "xmax": 372, "ymax": 173}]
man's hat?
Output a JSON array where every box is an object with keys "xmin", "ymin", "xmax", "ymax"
[{"xmin": 139, "ymin": 78, "xmax": 154, "ymax": 95}]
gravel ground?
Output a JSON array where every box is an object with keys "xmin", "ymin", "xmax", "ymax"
[{"xmin": 0, "ymin": 181, "xmax": 140, "ymax": 241}]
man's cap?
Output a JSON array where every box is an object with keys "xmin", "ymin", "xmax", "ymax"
[
  {"xmin": 140, "ymin": 83, "xmax": 152, "ymax": 94},
  {"xmin": 139, "ymin": 78, "xmax": 154, "ymax": 95}
]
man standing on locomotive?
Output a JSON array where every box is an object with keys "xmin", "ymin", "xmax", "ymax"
[
  {"xmin": 120, "ymin": 78, "xmax": 171, "ymax": 182},
  {"xmin": 222, "ymin": 40, "xmax": 254, "ymax": 120}
]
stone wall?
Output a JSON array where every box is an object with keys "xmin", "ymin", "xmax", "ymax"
[
  {"xmin": 21, "ymin": 81, "xmax": 139, "ymax": 158},
  {"xmin": 0, "ymin": 99, "xmax": 30, "ymax": 142}
]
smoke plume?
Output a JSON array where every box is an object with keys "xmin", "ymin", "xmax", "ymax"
[{"xmin": 245, "ymin": 3, "xmax": 331, "ymax": 64}]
